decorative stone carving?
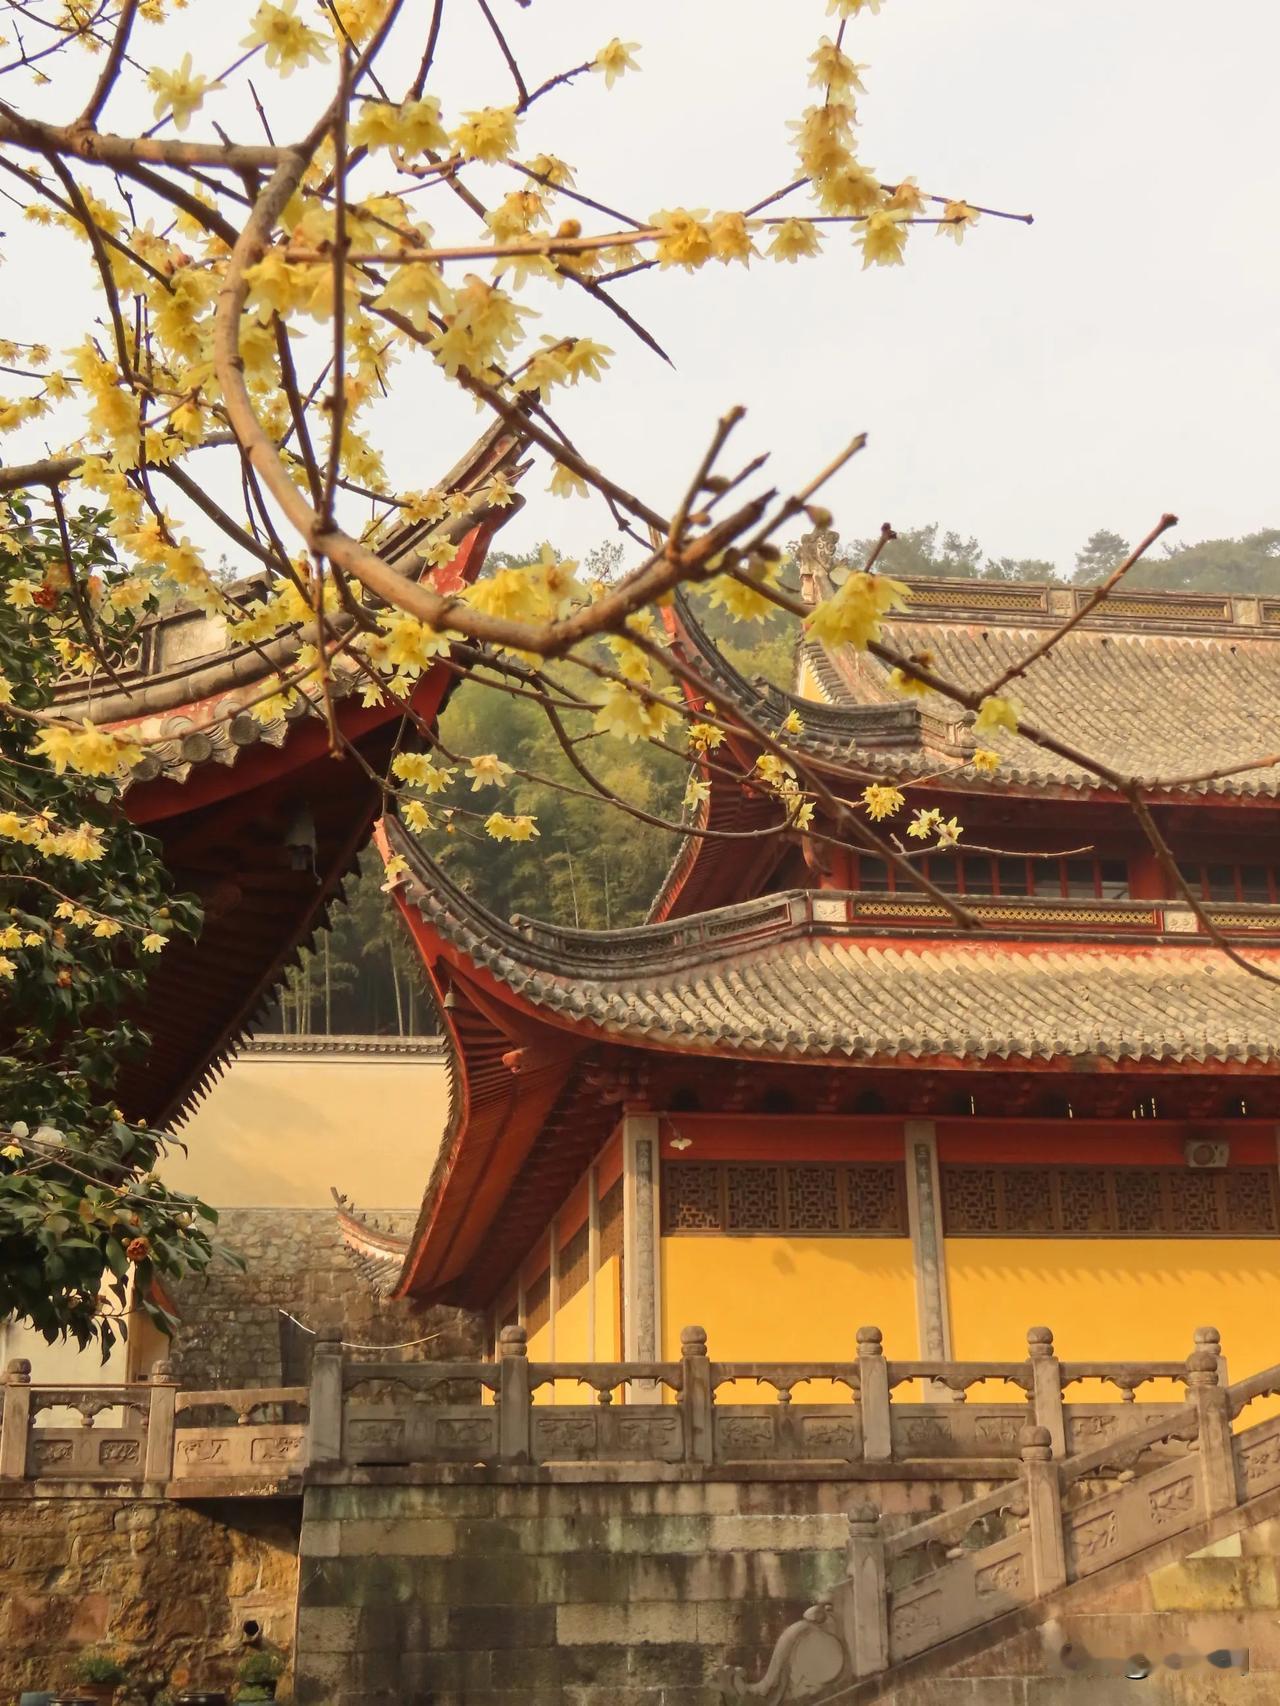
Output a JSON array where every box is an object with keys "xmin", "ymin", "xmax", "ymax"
[
  {"xmin": 890, "ymin": 1591, "xmax": 942, "ymax": 1652},
  {"xmin": 533, "ymin": 1417, "xmax": 597, "ymax": 1456},
  {"xmin": 250, "ymin": 1434, "xmax": 302, "ymax": 1464},
  {"xmin": 1147, "ymin": 1475, "xmax": 1196, "ymax": 1525},
  {"xmin": 346, "ymin": 1417, "xmax": 407, "ymax": 1447},
  {"xmin": 900, "ymin": 1416, "xmax": 954, "ymax": 1452},
  {"xmin": 98, "ymin": 1439, "xmax": 141, "ymax": 1465},
  {"xmin": 33, "ymin": 1437, "xmax": 73, "ymax": 1465},
  {"xmin": 799, "ymin": 1416, "xmax": 859, "ymax": 1454},
  {"xmin": 1238, "ymin": 1428, "xmax": 1280, "ymax": 1487},
  {"xmin": 716, "ymin": 1600, "xmax": 848, "ymax": 1703},
  {"xmin": 975, "ymin": 1555, "xmax": 1024, "ymax": 1596},
  {"xmin": 974, "ymin": 1416, "xmax": 1024, "ymax": 1446},
  {"xmin": 614, "ymin": 1415, "xmax": 680, "ymax": 1454},
  {"xmin": 717, "ymin": 1417, "xmax": 775, "ymax": 1451},
  {"xmin": 1069, "ymin": 1508, "xmax": 1117, "ymax": 1560},
  {"xmin": 433, "ymin": 1417, "xmax": 494, "ymax": 1448},
  {"xmin": 178, "ymin": 1437, "xmax": 227, "ymax": 1465}
]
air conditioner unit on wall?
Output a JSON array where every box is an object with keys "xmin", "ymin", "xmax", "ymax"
[{"xmin": 1184, "ymin": 1139, "xmax": 1230, "ymax": 1169}]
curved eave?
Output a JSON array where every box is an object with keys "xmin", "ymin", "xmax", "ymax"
[{"xmin": 380, "ymin": 817, "xmax": 1280, "ymax": 1074}]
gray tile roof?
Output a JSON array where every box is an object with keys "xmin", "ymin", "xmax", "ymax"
[{"xmin": 388, "ymin": 821, "xmax": 1280, "ymax": 1068}]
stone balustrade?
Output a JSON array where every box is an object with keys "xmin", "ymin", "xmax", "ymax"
[
  {"xmin": 0, "ymin": 1324, "xmax": 1223, "ymax": 1487},
  {"xmin": 719, "ymin": 1331, "xmax": 1280, "ymax": 1700}
]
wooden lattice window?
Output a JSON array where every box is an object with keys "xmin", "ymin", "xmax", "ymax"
[
  {"xmin": 558, "ymin": 1221, "xmax": 590, "ymax": 1303},
  {"xmin": 663, "ymin": 1162, "xmax": 908, "ymax": 1236},
  {"xmin": 941, "ymin": 1165, "xmax": 1280, "ymax": 1237},
  {"xmin": 525, "ymin": 1268, "xmax": 551, "ymax": 1336}
]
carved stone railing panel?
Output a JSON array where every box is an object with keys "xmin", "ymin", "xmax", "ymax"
[
  {"xmin": 890, "ymin": 1404, "xmax": 1029, "ymax": 1459},
  {"xmin": 1232, "ymin": 1412, "xmax": 1280, "ymax": 1499},
  {"xmin": 714, "ymin": 1404, "xmax": 863, "ymax": 1464},
  {"xmin": 531, "ymin": 1402, "xmax": 685, "ymax": 1464},
  {"xmin": 26, "ymin": 1424, "xmax": 147, "ymax": 1479},
  {"xmin": 888, "ymin": 1532, "xmax": 1032, "ymax": 1663},
  {"xmin": 171, "ymin": 1421, "xmax": 307, "ymax": 1480},
  {"xmin": 1062, "ymin": 1404, "xmax": 1181, "ymax": 1454},
  {"xmin": 343, "ymin": 1402, "xmax": 499, "ymax": 1464},
  {"xmin": 1063, "ymin": 1451, "xmax": 1202, "ymax": 1580}
]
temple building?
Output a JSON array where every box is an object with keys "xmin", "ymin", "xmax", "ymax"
[{"xmin": 348, "ymin": 548, "xmax": 1280, "ymax": 1383}]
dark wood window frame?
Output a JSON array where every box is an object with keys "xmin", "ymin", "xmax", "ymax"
[
  {"xmin": 662, "ymin": 1161, "xmax": 909, "ymax": 1237},
  {"xmin": 941, "ymin": 1164, "xmax": 1279, "ymax": 1238},
  {"xmin": 854, "ymin": 853, "xmax": 1130, "ymax": 901}
]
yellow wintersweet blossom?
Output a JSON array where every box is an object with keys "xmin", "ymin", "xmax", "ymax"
[
  {"xmin": 52, "ymin": 823, "xmax": 106, "ymax": 862},
  {"xmin": 0, "ymin": 958, "xmax": 14, "ymax": 981},
  {"xmin": 31, "ymin": 722, "xmax": 141, "ymax": 779},
  {"xmin": 548, "ymin": 463, "xmax": 589, "ymax": 500},
  {"xmin": 805, "ymin": 570, "xmax": 909, "ymax": 651},
  {"xmin": 768, "ymin": 219, "xmax": 822, "ymax": 263},
  {"xmin": 888, "ymin": 653, "xmax": 935, "ymax": 697},
  {"xmin": 973, "ymin": 695, "xmax": 1019, "ymax": 738},
  {"xmin": 861, "ymin": 209, "xmax": 909, "ymax": 269},
  {"xmin": 465, "ymin": 753, "xmax": 514, "ymax": 790},
  {"xmin": 907, "ymin": 808, "xmax": 941, "ymax": 840},
  {"xmin": 242, "ymin": 1, "xmax": 328, "ymax": 74},
  {"xmin": 971, "ymin": 748, "xmax": 1001, "ymax": 775},
  {"xmin": 684, "ymin": 776, "xmax": 711, "ymax": 810},
  {"xmin": 594, "ymin": 682, "xmax": 680, "ymax": 743},
  {"xmin": 862, "ymin": 783, "xmax": 904, "ymax": 821},
  {"xmin": 141, "ymin": 933, "xmax": 168, "ymax": 953},
  {"xmin": 935, "ymin": 816, "xmax": 964, "ymax": 848},
  {"xmin": 0, "ymin": 926, "xmax": 21, "ymax": 949},
  {"xmin": 781, "ymin": 708, "xmax": 806, "ymax": 736},
  {"xmin": 351, "ymin": 97, "xmax": 447, "ymax": 158},
  {"xmin": 754, "ymin": 753, "xmax": 796, "ymax": 791},
  {"xmin": 593, "ymin": 38, "xmax": 640, "ymax": 88},
  {"xmin": 708, "ymin": 557, "xmax": 778, "ymax": 622},
  {"xmin": 485, "ymin": 813, "xmax": 540, "ymax": 842},
  {"xmin": 687, "ymin": 719, "xmax": 725, "ymax": 753},
  {"xmin": 147, "ymin": 54, "xmax": 220, "ymax": 130},
  {"xmin": 401, "ymin": 799, "xmax": 432, "ymax": 834},
  {"xmin": 828, "ymin": 0, "xmax": 882, "ymax": 14},
  {"xmin": 940, "ymin": 201, "xmax": 980, "ymax": 244},
  {"xmin": 809, "ymin": 37, "xmax": 867, "ymax": 95},
  {"xmin": 888, "ymin": 178, "xmax": 927, "ymax": 216},
  {"xmin": 790, "ymin": 104, "xmax": 855, "ymax": 180},
  {"xmin": 451, "ymin": 107, "xmax": 519, "ymax": 164},
  {"xmin": 0, "ymin": 674, "xmax": 11, "ymax": 705},
  {"xmin": 651, "ymin": 209, "xmax": 712, "ymax": 271},
  {"xmin": 392, "ymin": 752, "xmax": 455, "ymax": 792},
  {"xmin": 92, "ymin": 919, "xmax": 124, "ymax": 939},
  {"xmin": 709, "ymin": 212, "xmax": 757, "ymax": 266},
  {"xmin": 816, "ymin": 160, "xmax": 883, "ymax": 217}
]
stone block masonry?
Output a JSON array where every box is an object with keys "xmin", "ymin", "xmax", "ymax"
[
  {"xmin": 165, "ymin": 1207, "xmax": 478, "ymax": 1389},
  {"xmin": 293, "ymin": 1471, "xmax": 983, "ymax": 1706},
  {"xmin": 0, "ymin": 1487, "xmax": 298, "ymax": 1703}
]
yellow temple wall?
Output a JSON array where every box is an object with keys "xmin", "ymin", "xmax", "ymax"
[
  {"xmin": 946, "ymin": 1237, "xmax": 1280, "ymax": 1382},
  {"xmin": 594, "ymin": 1254, "xmax": 622, "ymax": 1360},
  {"xmin": 659, "ymin": 1235, "xmax": 918, "ymax": 1398}
]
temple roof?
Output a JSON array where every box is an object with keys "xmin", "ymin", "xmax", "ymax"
[
  {"xmin": 57, "ymin": 422, "xmax": 524, "ymax": 790},
  {"xmin": 385, "ymin": 817, "xmax": 1280, "ymax": 1071},
  {"xmin": 62, "ymin": 423, "xmax": 528, "ymax": 1124},
  {"xmin": 669, "ymin": 569, "xmax": 1280, "ymax": 803}
]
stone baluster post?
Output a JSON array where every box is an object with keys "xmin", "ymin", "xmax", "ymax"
[
  {"xmin": 1020, "ymin": 1425, "xmax": 1067, "ymax": 1596},
  {"xmin": 498, "ymin": 1324, "xmax": 532, "ymax": 1464},
  {"xmin": 307, "ymin": 1327, "xmax": 344, "ymax": 1468},
  {"xmin": 0, "ymin": 1359, "xmax": 32, "ymax": 1481},
  {"xmin": 1195, "ymin": 1325, "xmax": 1227, "ymax": 1387},
  {"xmin": 839, "ymin": 1504, "xmax": 889, "ymax": 1677},
  {"xmin": 143, "ymin": 1358, "xmax": 179, "ymax": 1483},
  {"xmin": 1185, "ymin": 1342, "xmax": 1238, "ymax": 1518},
  {"xmin": 680, "ymin": 1326, "xmax": 714, "ymax": 1465},
  {"xmin": 857, "ymin": 1327, "xmax": 891, "ymax": 1463},
  {"xmin": 1027, "ymin": 1327, "xmax": 1066, "ymax": 1459}
]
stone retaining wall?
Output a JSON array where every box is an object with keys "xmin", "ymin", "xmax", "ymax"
[
  {"xmin": 0, "ymin": 1487, "xmax": 298, "ymax": 1703},
  {"xmin": 294, "ymin": 1470, "xmax": 990, "ymax": 1706},
  {"xmin": 165, "ymin": 1207, "xmax": 477, "ymax": 1389}
]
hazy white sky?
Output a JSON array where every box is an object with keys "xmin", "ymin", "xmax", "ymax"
[{"xmin": 5, "ymin": 1, "xmax": 1279, "ymax": 575}]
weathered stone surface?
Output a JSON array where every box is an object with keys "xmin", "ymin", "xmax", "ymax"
[{"xmin": 0, "ymin": 1489, "xmax": 297, "ymax": 1703}]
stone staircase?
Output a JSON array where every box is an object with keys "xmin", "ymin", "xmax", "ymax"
[{"xmin": 718, "ymin": 1347, "xmax": 1280, "ymax": 1703}]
